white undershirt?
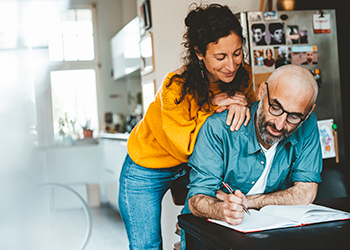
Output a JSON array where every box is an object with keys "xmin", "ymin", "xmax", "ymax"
[{"xmin": 247, "ymin": 143, "xmax": 278, "ymax": 196}]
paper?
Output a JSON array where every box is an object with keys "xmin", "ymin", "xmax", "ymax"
[
  {"xmin": 208, "ymin": 204, "xmax": 350, "ymax": 233},
  {"xmin": 318, "ymin": 119, "xmax": 336, "ymax": 159},
  {"xmin": 313, "ymin": 14, "xmax": 331, "ymax": 34}
]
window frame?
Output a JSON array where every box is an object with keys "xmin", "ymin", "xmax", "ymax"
[{"xmin": 33, "ymin": 4, "xmax": 102, "ymax": 147}]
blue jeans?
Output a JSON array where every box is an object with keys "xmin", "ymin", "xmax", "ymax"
[{"xmin": 118, "ymin": 154, "xmax": 189, "ymax": 250}]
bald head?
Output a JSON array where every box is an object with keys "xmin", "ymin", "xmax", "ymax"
[
  {"xmin": 256, "ymin": 65, "xmax": 318, "ymax": 148},
  {"xmin": 266, "ymin": 65, "xmax": 318, "ymax": 104}
]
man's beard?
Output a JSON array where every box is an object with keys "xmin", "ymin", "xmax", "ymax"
[{"xmin": 256, "ymin": 101, "xmax": 299, "ymax": 146}]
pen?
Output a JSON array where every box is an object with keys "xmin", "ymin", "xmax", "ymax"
[{"xmin": 222, "ymin": 181, "xmax": 251, "ymax": 215}]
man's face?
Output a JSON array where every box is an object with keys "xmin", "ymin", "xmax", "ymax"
[
  {"xmin": 271, "ymin": 29, "xmax": 283, "ymax": 43},
  {"xmin": 306, "ymin": 52, "xmax": 314, "ymax": 63},
  {"xmin": 253, "ymin": 28, "xmax": 264, "ymax": 43},
  {"xmin": 256, "ymin": 93, "xmax": 300, "ymax": 146}
]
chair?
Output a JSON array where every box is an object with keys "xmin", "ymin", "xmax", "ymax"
[{"xmin": 315, "ymin": 162, "xmax": 348, "ymax": 200}]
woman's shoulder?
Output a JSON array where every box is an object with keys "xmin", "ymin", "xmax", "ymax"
[
  {"xmin": 243, "ymin": 62, "xmax": 252, "ymax": 71},
  {"xmin": 158, "ymin": 70, "xmax": 186, "ymax": 109}
]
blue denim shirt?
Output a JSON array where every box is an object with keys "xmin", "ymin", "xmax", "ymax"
[{"xmin": 183, "ymin": 101, "xmax": 322, "ymax": 210}]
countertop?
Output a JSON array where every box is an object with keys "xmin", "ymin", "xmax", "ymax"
[{"xmin": 99, "ymin": 132, "xmax": 129, "ymax": 140}]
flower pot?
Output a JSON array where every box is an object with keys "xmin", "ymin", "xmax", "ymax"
[{"xmin": 83, "ymin": 129, "xmax": 93, "ymax": 138}]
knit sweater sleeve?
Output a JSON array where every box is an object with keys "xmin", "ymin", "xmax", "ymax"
[{"xmin": 156, "ymin": 76, "xmax": 215, "ymax": 162}]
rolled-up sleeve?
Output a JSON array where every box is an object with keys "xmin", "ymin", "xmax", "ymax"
[{"xmin": 187, "ymin": 115, "xmax": 227, "ymax": 199}]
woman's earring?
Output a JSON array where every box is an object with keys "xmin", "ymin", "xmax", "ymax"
[{"xmin": 199, "ymin": 60, "xmax": 205, "ymax": 79}]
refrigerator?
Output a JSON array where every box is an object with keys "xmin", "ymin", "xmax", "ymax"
[{"xmin": 237, "ymin": 9, "xmax": 345, "ymax": 162}]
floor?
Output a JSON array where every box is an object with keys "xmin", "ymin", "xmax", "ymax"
[{"xmin": 85, "ymin": 205, "xmax": 129, "ymax": 250}]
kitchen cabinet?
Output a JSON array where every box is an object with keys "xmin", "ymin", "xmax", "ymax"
[
  {"xmin": 99, "ymin": 134, "xmax": 128, "ymax": 211},
  {"xmin": 111, "ymin": 17, "xmax": 140, "ymax": 80}
]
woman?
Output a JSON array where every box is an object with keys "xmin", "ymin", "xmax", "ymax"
[
  {"xmin": 119, "ymin": 3, "xmax": 257, "ymax": 249},
  {"xmin": 263, "ymin": 48, "xmax": 275, "ymax": 67}
]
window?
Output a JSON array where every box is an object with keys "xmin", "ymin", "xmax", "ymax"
[
  {"xmin": 48, "ymin": 9, "xmax": 95, "ymax": 61},
  {"xmin": 45, "ymin": 7, "xmax": 99, "ymax": 143},
  {"xmin": 50, "ymin": 69, "xmax": 98, "ymax": 140}
]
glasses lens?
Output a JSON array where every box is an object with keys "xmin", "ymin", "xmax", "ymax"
[
  {"xmin": 269, "ymin": 105, "xmax": 283, "ymax": 116},
  {"xmin": 287, "ymin": 114, "xmax": 301, "ymax": 124}
]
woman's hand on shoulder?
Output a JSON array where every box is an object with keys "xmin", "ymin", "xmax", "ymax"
[{"xmin": 213, "ymin": 92, "xmax": 251, "ymax": 131}]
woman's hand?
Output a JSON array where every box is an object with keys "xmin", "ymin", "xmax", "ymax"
[{"xmin": 212, "ymin": 92, "xmax": 251, "ymax": 131}]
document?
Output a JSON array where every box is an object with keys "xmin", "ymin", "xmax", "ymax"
[{"xmin": 208, "ymin": 204, "xmax": 350, "ymax": 233}]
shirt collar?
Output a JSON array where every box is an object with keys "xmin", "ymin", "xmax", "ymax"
[{"xmin": 247, "ymin": 102, "xmax": 298, "ymax": 155}]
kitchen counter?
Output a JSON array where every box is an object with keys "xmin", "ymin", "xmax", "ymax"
[{"xmin": 99, "ymin": 132, "xmax": 129, "ymax": 141}]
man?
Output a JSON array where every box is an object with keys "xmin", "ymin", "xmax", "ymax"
[
  {"xmin": 181, "ymin": 65, "xmax": 322, "ymax": 240},
  {"xmin": 269, "ymin": 23, "xmax": 285, "ymax": 45},
  {"xmin": 251, "ymin": 23, "xmax": 267, "ymax": 46},
  {"xmin": 301, "ymin": 51, "xmax": 318, "ymax": 65}
]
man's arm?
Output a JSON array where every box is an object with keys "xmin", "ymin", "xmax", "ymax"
[
  {"xmin": 189, "ymin": 189, "xmax": 247, "ymax": 226},
  {"xmin": 216, "ymin": 182, "xmax": 318, "ymax": 210},
  {"xmin": 247, "ymin": 182, "xmax": 318, "ymax": 209}
]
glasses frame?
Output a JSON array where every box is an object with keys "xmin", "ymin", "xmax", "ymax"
[{"xmin": 265, "ymin": 82, "xmax": 309, "ymax": 125}]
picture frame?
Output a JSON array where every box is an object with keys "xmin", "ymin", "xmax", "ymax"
[
  {"xmin": 140, "ymin": 31, "xmax": 155, "ymax": 75},
  {"xmin": 141, "ymin": 79, "xmax": 156, "ymax": 114},
  {"xmin": 139, "ymin": 0, "xmax": 152, "ymax": 36}
]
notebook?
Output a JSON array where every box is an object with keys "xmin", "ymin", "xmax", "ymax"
[{"xmin": 208, "ymin": 203, "xmax": 350, "ymax": 233}]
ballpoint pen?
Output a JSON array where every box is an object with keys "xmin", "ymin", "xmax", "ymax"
[{"xmin": 222, "ymin": 181, "xmax": 251, "ymax": 215}]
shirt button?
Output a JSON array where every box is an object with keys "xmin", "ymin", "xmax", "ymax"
[
  {"xmin": 252, "ymin": 181, "xmax": 255, "ymax": 184},
  {"xmin": 261, "ymin": 161, "xmax": 264, "ymax": 165}
]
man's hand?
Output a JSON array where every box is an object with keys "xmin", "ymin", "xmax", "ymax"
[
  {"xmin": 189, "ymin": 190, "xmax": 247, "ymax": 226},
  {"xmin": 222, "ymin": 189, "xmax": 248, "ymax": 225}
]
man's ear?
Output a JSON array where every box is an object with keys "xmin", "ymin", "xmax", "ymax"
[
  {"xmin": 258, "ymin": 81, "xmax": 266, "ymax": 101},
  {"xmin": 194, "ymin": 46, "xmax": 204, "ymax": 61},
  {"xmin": 305, "ymin": 104, "xmax": 316, "ymax": 120}
]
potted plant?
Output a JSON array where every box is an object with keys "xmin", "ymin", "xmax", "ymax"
[
  {"xmin": 82, "ymin": 120, "xmax": 93, "ymax": 138},
  {"xmin": 58, "ymin": 113, "xmax": 76, "ymax": 145}
]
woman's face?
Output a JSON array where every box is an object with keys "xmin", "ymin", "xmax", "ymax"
[
  {"xmin": 267, "ymin": 49, "xmax": 272, "ymax": 59},
  {"xmin": 196, "ymin": 32, "xmax": 243, "ymax": 83}
]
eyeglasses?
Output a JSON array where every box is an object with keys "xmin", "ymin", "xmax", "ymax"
[{"xmin": 265, "ymin": 82, "xmax": 308, "ymax": 125}]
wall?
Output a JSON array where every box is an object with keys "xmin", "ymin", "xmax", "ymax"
[{"xmin": 135, "ymin": 0, "xmax": 262, "ymax": 248}]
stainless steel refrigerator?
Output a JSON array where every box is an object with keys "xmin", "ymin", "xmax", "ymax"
[{"xmin": 237, "ymin": 9, "xmax": 344, "ymax": 162}]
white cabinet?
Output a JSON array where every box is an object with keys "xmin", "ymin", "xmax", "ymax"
[
  {"xmin": 111, "ymin": 17, "xmax": 140, "ymax": 80},
  {"xmin": 99, "ymin": 137, "xmax": 128, "ymax": 211}
]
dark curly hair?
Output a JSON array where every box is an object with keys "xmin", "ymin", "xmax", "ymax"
[{"xmin": 167, "ymin": 3, "xmax": 250, "ymax": 111}]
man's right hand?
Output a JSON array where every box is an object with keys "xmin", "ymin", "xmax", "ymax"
[{"xmin": 222, "ymin": 189, "xmax": 247, "ymax": 225}]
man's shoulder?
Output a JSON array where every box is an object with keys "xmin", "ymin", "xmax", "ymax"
[
  {"xmin": 295, "ymin": 111, "xmax": 318, "ymax": 137},
  {"xmin": 204, "ymin": 110, "xmax": 251, "ymax": 134}
]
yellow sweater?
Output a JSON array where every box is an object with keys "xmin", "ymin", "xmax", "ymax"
[{"xmin": 127, "ymin": 70, "xmax": 257, "ymax": 169}]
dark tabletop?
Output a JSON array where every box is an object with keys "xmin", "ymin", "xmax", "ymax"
[{"xmin": 178, "ymin": 197, "xmax": 350, "ymax": 250}]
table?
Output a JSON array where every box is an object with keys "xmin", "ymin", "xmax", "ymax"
[{"xmin": 178, "ymin": 197, "xmax": 350, "ymax": 250}]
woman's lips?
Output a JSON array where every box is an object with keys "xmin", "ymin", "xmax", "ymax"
[{"xmin": 222, "ymin": 72, "xmax": 234, "ymax": 77}]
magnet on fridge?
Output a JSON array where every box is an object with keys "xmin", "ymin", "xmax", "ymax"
[{"xmin": 310, "ymin": 69, "xmax": 322, "ymax": 88}]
